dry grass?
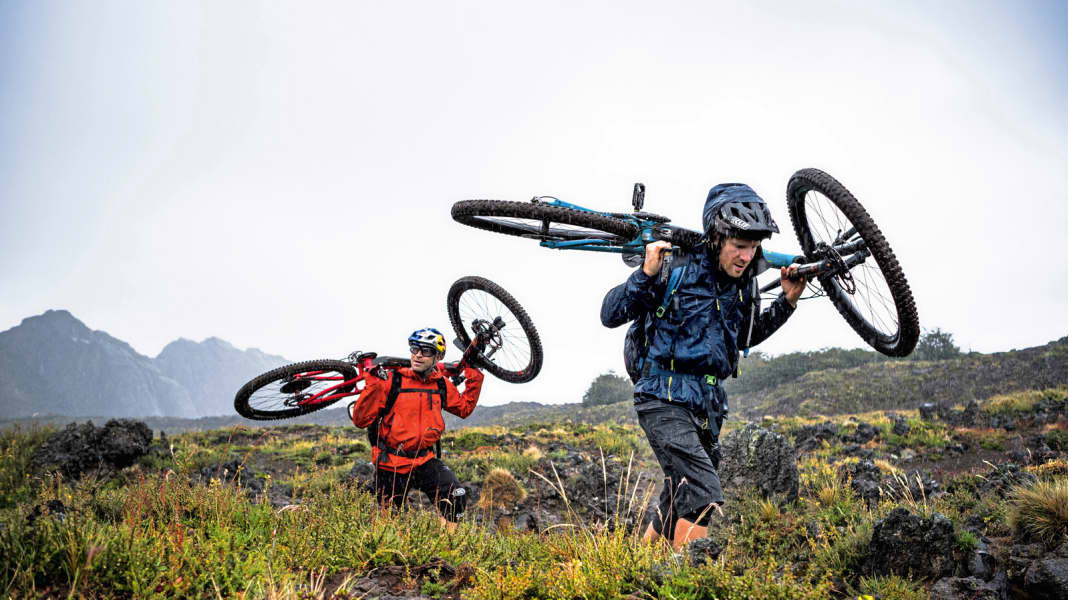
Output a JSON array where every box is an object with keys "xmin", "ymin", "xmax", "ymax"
[
  {"xmin": 1007, "ymin": 478, "xmax": 1068, "ymax": 546},
  {"xmin": 1027, "ymin": 458, "xmax": 1068, "ymax": 480},
  {"xmin": 478, "ymin": 468, "xmax": 527, "ymax": 508},
  {"xmin": 521, "ymin": 445, "xmax": 543, "ymax": 461}
]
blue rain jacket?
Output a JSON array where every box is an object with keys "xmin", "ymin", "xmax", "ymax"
[{"xmin": 600, "ymin": 184, "xmax": 795, "ymax": 414}]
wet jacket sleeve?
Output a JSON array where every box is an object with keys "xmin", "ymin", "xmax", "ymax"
[
  {"xmin": 351, "ymin": 370, "xmax": 389, "ymax": 428},
  {"xmin": 740, "ymin": 293, "xmax": 796, "ymax": 350},
  {"xmin": 444, "ymin": 366, "xmax": 483, "ymax": 418},
  {"xmin": 600, "ymin": 268, "xmax": 660, "ymax": 328}
]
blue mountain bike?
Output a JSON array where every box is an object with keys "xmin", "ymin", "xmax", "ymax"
[{"xmin": 452, "ymin": 168, "xmax": 919, "ymax": 357}]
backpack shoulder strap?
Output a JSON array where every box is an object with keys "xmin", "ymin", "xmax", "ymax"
[
  {"xmin": 654, "ymin": 253, "xmax": 690, "ymax": 318},
  {"xmin": 382, "ymin": 369, "xmax": 405, "ymax": 416},
  {"xmin": 368, "ymin": 370, "xmax": 404, "ymax": 446}
]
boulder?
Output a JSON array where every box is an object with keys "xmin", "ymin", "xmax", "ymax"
[
  {"xmin": 1006, "ymin": 543, "xmax": 1045, "ymax": 582},
  {"xmin": 1024, "ymin": 557, "xmax": 1068, "ymax": 600},
  {"xmin": 792, "ymin": 421, "xmax": 838, "ymax": 452},
  {"xmin": 967, "ymin": 538, "xmax": 997, "ymax": 581},
  {"xmin": 838, "ymin": 459, "xmax": 882, "ymax": 508},
  {"xmin": 687, "ymin": 537, "xmax": 724, "ymax": 566},
  {"xmin": 849, "ymin": 422, "xmax": 878, "ymax": 444},
  {"xmin": 919, "ymin": 402, "xmax": 938, "ymax": 421},
  {"xmin": 31, "ymin": 419, "xmax": 153, "ymax": 479},
  {"xmin": 862, "ymin": 508, "xmax": 962, "ymax": 580},
  {"xmin": 347, "ymin": 460, "xmax": 376, "ymax": 488},
  {"xmin": 977, "ymin": 463, "xmax": 1037, "ymax": 498},
  {"xmin": 890, "ymin": 414, "xmax": 911, "ymax": 436},
  {"xmin": 928, "ymin": 576, "xmax": 1005, "ymax": 600},
  {"xmin": 719, "ymin": 423, "xmax": 799, "ymax": 503}
]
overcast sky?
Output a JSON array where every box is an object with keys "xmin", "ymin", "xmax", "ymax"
[{"xmin": 3, "ymin": 0, "xmax": 1067, "ymax": 408}]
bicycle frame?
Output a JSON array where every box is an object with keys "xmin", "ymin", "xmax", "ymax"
[
  {"xmin": 531, "ymin": 197, "xmax": 869, "ymax": 281},
  {"xmin": 282, "ymin": 318, "xmax": 504, "ymax": 411}
]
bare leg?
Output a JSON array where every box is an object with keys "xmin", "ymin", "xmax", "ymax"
[
  {"xmin": 671, "ymin": 518, "xmax": 707, "ymax": 550},
  {"xmin": 642, "ymin": 522, "xmax": 662, "ymax": 543},
  {"xmin": 672, "ymin": 504, "xmax": 724, "ymax": 550}
]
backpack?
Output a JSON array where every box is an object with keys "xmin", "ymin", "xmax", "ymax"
[
  {"xmin": 622, "ymin": 253, "xmax": 691, "ymax": 383},
  {"xmin": 366, "ymin": 370, "xmax": 448, "ymax": 458}
]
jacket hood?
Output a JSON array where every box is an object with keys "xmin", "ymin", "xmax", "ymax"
[
  {"xmin": 701, "ymin": 183, "xmax": 773, "ymax": 278},
  {"xmin": 702, "ymin": 183, "xmax": 770, "ymax": 234}
]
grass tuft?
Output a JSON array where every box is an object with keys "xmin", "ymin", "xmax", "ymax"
[
  {"xmin": 478, "ymin": 468, "xmax": 526, "ymax": 508},
  {"xmin": 1007, "ymin": 478, "xmax": 1068, "ymax": 546}
]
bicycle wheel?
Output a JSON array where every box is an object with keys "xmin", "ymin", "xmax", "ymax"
[
  {"xmin": 446, "ymin": 276, "xmax": 543, "ymax": 383},
  {"xmin": 234, "ymin": 359, "xmax": 359, "ymax": 420},
  {"xmin": 452, "ymin": 200, "xmax": 637, "ymax": 243},
  {"xmin": 787, "ymin": 168, "xmax": 919, "ymax": 357}
]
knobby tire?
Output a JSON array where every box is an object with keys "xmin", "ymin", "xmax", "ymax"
[
  {"xmin": 447, "ymin": 276, "xmax": 544, "ymax": 383},
  {"xmin": 452, "ymin": 199, "xmax": 637, "ymax": 243}
]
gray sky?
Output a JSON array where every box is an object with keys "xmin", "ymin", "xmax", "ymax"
[{"xmin": 3, "ymin": 0, "xmax": 1067, "ymax": 408}]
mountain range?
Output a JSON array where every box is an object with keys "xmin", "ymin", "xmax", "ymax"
[{"xmin": 0, "ymin": 310, "xmax": 288, "ymax": 418}]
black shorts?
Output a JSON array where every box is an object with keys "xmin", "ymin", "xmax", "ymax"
[
  {"xmin": 372, "ymin": 458, "xmax": 467, "ymax": 522},
  {"xmin": 637, "ymin": 401, "xmax": 723, "ymax": 538}
]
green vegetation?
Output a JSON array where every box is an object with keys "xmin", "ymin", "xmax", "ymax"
[
  {"xmin": 582, "ymin": 370, "xmax": 633, "ymax": 406},
  {"xmin": 910, "ymin": 327, "xmax": 961, "ymax": 362},
  {"xmin": 730, "ymin": 337, "xmax": 1068, "ymax": 418},
  {"xmin": 2, "ymin": 405, "xmax": 1064, "ymax": 599},
  {"xmin": 728, "ymin": 347, "xmax": 886, "ymax": 396},
  {"xmin": 982, "ymin": 386, "xmax": 1068, "ymax": 415}
]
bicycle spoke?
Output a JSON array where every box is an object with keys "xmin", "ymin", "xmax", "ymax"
[
  {"xmin": 800, "ymin": 188, "xmax": 904, "ymax": 342},
  {"xmin": 247, "ymin": 370, "xmax": 360, "ymax": 413},
  {"xmin": 457, "ymin": 289, "xmax": 534, "ymax": 372}
]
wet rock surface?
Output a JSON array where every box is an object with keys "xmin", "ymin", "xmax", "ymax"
[
  {"xmin": 1024, "ymin": 556, "xmax": 1068, "ymax": 600},
  {"xmin": 928, "ymin": 575, "xmax": 1006, "ymax": 600},
  {"xmin": 890, "ymin": 413, "xmax": 911, "ymax": 436},
  {"xmin": 687, "ymin": 537, "xmax": 724, "ymax": 566},
  {"xmin": 849, "ymin": 421, "xmax": 879, "ymax": 444},
  {"xmin": 862, "ymin": 508, "xmax": 962, "ymax": 580},
  {"xmin": 792, "ymin": 421, "xmax": 838, "ymax": 452},
  {"xmin": 839, "ymin": 459, "xmax": 883, "ymax": 507},
  {"xmin": 31, "ymin": 419, "xmax": 154, "ymax": 479},
  {"xmin": 977, "ymin": 463, "xmax": 1037, "ymax": 498},
  {"xmin": 719, "ymin": 423, "xmax": 799, "ymax": 503}
]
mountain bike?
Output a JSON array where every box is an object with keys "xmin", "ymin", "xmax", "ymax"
[
  {"xmin": 452, "ymin": 168, "xmax": 919, "ymax": 357},
  {"xmin": 234, "ymin": 276, "xmax": 543, "ymax": 420}
]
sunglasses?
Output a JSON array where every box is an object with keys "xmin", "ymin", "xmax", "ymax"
[{"xmin": 409, "ymin": 345, "xmax": 438, "ymax": 358}]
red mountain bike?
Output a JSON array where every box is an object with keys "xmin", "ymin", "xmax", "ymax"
[{"xmin": 234, "ymin": 276, "xmax": 542, "ymax": 420}]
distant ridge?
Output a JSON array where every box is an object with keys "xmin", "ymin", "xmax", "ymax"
[
  {"xmin": 2, "ymin": 311, "xmax": 1065, "ymax": 430},
  {"xmin": 0, "ymin": 310, "xmax": 288, "ymax": 419}
]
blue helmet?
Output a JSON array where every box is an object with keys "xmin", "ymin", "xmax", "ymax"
[{"xmin": 408, "ymin": 328, "xmax": 446, "ymax": 355}]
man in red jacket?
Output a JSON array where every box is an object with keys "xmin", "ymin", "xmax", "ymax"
[{"xmin": 351, "ymin": 328, "xmax": 483, "ymax": 523}]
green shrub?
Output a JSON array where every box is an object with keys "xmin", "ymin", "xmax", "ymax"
[{"xmin": 581, "ymin": 371, "xmax": 633, "ymax": 407}]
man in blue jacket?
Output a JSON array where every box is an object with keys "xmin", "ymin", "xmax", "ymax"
[{"xmin": 601, "ymin": 183, "xmax": 805, "ymax": 549}]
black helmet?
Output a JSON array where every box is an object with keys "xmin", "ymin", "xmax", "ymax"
[{"xmin": 702, "ymin": 183, "xmax": 779, "ymax": 241}]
